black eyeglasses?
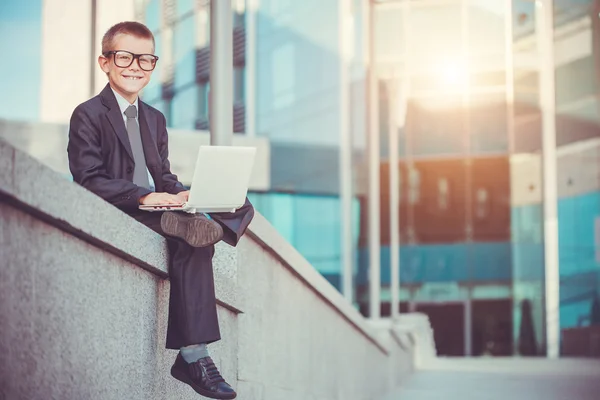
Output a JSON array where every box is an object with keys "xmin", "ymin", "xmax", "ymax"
[{"xmin": 103, "ymin": 50, "xmax": 159, "ymax": 71}]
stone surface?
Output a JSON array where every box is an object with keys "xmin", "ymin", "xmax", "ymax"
[
  {"xmin": 1, "ymin": 140, "xmax": 421, "ymax": 400},
  {"xmin": 236, "ymin": 236, "xmax": 410, "ymax": 400},
  {"xmin": 246, "ymin": 212, "xmax": 389, "ymax": 353},
  {"xmin": 0, "ymin": 139, "xmax": 14, "ymax": 191},
  {"xmin": 213, "ymin": 243, "xmax": 240, "ymax": 311},
  {"xmin": 1, "ymin": 140, "xmax": 241, "ymax": 310},
  {"xmin": 382, "ymin": 358, "xmax": 600, "ymax": 400},
  {"xmin": 1, "ymin": 205, "xmax": 161, "ymax": 400},
  {"xmin": 394, "ymin": 313, "xmax": 437, "ymax": 368}
]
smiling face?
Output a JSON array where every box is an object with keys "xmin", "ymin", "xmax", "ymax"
[{"xmin": 98, "ymin": 33, "xmax": 155, "ymax": 103}]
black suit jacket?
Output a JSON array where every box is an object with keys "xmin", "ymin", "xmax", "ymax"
[{"xmin": 68, "ymin": 84, "xmax": 185, "ymax": 211}]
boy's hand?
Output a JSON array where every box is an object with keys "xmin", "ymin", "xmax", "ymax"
[
  {"xmin": 177, "ymin": 190, "xmax": 190, "ymax": 202},
  {"xmin": 139, "ymin": 192, "xmax": 185, "ymax": 205}
]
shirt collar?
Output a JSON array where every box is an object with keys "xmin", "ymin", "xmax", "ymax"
[{"xmin": 111, "ymin": 87, "xmax": 139, "ymax": 117}]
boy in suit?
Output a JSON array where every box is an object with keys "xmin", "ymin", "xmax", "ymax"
[{"xmin": 67, "ymin": 21, "xmax": 253, "ymax": 400}]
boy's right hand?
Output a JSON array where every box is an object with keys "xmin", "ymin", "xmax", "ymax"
[{"xmin": 139, "ymin": 192, "xmax": 185, "ymax": 205}]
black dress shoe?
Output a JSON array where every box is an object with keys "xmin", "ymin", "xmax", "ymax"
[
  {"xmin": 171, "ymin": 354, "xmax": 237, "ymax": 399},
  {"xmin": 160, "ymin": 212, "xmax": 224, "ymax": 248}
]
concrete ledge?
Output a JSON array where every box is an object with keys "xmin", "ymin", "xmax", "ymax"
[
  {"xmin": 247, "ymin": 212, "xmax": 390, "ymax": 354},
  {"xmin": 394, "ymin": 313, "xmax": 437, "ymax": 368},
  {"xmin": 0, "ymin": 138, "xmax": 241, "ymax": 312},
  {"xmin": 1, "ymin": 137, "xmax": 425, "ymax": 400}
]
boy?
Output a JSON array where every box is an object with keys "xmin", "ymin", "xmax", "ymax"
[{"xmin": 67, "ymin": 21, "xmax": 253, "ymax": 400}]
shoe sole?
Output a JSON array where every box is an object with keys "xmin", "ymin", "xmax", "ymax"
[
  {"xmin": 171, "ymin": 366, "xmax": 236, "ymax": 399},
  {"xmin": 161, "ymin": 212, "xmax": 224, "ymax": 248}
]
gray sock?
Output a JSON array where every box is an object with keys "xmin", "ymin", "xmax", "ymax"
[{"xmin": 180, "ymin": 343, "xmax": 209, "ymax": 363}]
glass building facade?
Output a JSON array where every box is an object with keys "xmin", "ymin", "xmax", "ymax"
[
  {"xmin": 0, "ymin": 0, "xmax": 43, "ymax": 122},
  {"xmin": 370, "ymin": 0, "xmax": 600, "ymax": 356},
  {"xmin": 141, "ymin": 0, "xmax": 247, "ymax": 132},
  {"xmin": 0, "ymin": 0, "xmax": 598, "ymax": 357}
]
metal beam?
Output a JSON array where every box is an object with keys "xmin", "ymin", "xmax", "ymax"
[
  {"xmin": 389, "ymin": 79, "xmax": 400, "ymax": 320},
  {"xmin": 210, "ymin": 0, "xmax": 233, "ymax": 146},
  {"xmin": 537, "ymin": 0, "xmax": 560, "ymax": 359},
  {"xmin": 339, "ymin": 0, "xmax": 354, "ymax": 303},
  {"xmin": 90, "ymin": 0, "xmax": 97, "ymax": 97},
  {"xmin": 368, "ymin": 0, "xmax": 381, "ymax": 320},
  {"xmin": 245, "ymin": 0, "xmax": 258, "ymax": 137}
]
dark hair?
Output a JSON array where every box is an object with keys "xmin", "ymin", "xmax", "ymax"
[{"xmin": 101, "ymin": 21, "xmax": 155, "ymax": 54}]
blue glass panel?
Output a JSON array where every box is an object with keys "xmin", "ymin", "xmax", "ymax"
[
  {"xmin": 554, "ymin": 0, "xmax": 592, "ymax": 26},
  {"xmin": 174, "ymin": 16, "xmax": 195, "ymax": 89},
  {"xmin": 145, "ymin": 0, "xmax": 160, "ymax": 32},
  {"xmin": 171, "ymin": 86, "xmax": 197, "ymax": 129},
  {"xmin": 142, "ymin": 34, "xmax": 162, "ymax": 102},
  {"xmin": 246, "ymin": 192, "xmax": 363, "ymax": 284},
  {"xmin": 0, "ymin": 0, "xmax": 42, "ymax": 121},
  {"xmin": 363, "ymin": 242, "xmax": 512, "ymax": 285},
  {"xmin": 558, "ymin": 191, "xmax": 600, "ymax": 276},
  {"xmin": 177, "ymin": 0, "xmax": 194, "ymax": 17},
  {"xmin": 151, "ymin": 100, "xmax": 168, "ymax": 117}
]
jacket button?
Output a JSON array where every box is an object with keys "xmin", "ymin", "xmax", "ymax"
[{"xmin": 127, "ymin": 167, "xmax": 133, "ymax": 173}]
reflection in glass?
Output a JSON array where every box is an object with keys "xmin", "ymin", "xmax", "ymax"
[
  {"xmin": 142, "ymin": 34, "xmax": 162, "ymax": 103},
  {"xmin": 145, "ymin": 0, "xmax": 160, "ymax": 32},
  {"xmin": 173, "ymin": 15, "xmax": 195, "ymax": 89},
  {"xmin": 177, "ymin": 0, "xmax": 194, "ymax": 18},
  {"xmin": 171, "ymin": 86, "xmax": 197, "ymax": 129}
]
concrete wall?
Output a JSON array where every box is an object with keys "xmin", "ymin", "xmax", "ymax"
[{"xmin": 0, "ymin": 138, "xmax": 430, "ymax": 400}]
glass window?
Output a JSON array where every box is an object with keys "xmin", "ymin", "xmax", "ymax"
[
  {"xmin": 145, "ymin": 0, "xmax": 160, "ymax": 32},
  {"xmin": 234, "ymin": 66, "xmax": 245, "ymax": 104},
  {"xmin": 173, "ymin": 15, "xmax": 195, "ymax": 89},
  {"xmin": 374, "ymin": 6, "xmax": 406, "ymax": 61},
  {"xmin": 407, "ymin": 3, "xmax": 462, "ymax": 69},
  {"xmin": 409, "ymin": 95, "xmax": 464, "ymax": 156},
  {"xmin": 271, "ymin": 43, "xmax": 295, "ymax": 109},
  {"xmin": 176, "ymin": 0, "xmax": 194, "ymax": 18},
  {"xmin": 150, "ymin": 100, "xmax": 169, "ymax": 118},
  {"xmin": 171, "ymin": 86, "xmax": 197, "ymax": 129},
  {"xmin": 233, "ymin": 0, "xmax": 246, "ymax": 28},
  {"xmin": 513, "ymin": 0, "xmax": 535, "ymax": 40},
  {"xmin": 196, "ymin": 7, "xmax": 210, "ymax": 48},
  {"xmin": 554, "ymin": 0, "xmax": 592, "ymax": 27},
  {"xmin": 197, "ymin": 82, "xmax": 209, "ymax": 119},
  {"xmin": 142, "ymin": 33, "xmax": 162, "ymax": 103},
  {"xmin": 0, "ymin": 0, "xmax": 42, "ymax": 121},
  {"xmin": 470, "ymin": 92, "xmax": 508, "ymax": 153},
  {"xmin": 556, "ymin": 56, "xmax": 596, "ymax": 108},
  {"xmin": 468, "ymin": 0, "xmax": 506, "ymax": 58}
]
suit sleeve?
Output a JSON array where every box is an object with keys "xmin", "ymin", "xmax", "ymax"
[
  {"xmin": 157, "ymin": 113, "xmax": 186, "ymax": 195},
  {"xmin": 67, "ymin": 105, "xmax": 152, "ymax": 211}
]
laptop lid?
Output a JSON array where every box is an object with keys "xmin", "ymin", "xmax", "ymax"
[{"xmin": 187, "ymin": 145, "xmax": 256, "ymax": 211}]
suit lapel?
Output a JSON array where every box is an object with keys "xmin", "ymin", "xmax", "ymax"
[
  {"xmin": 100, "ymin": 85, "xmax": 134, "ymax": 162},
  {"xmin": 138, "ymin": 101, "xmax": 162, "ymax": 190}
]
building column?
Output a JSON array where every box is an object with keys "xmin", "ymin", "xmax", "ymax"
[
  {"xmin": 210, "ymin": 0, "xmax": 233, "ymax": 146},
  {"xmin": 504, "ymin": 0, "xmax": 515, "ymax": 156},
  {"xmin": 464, "ymin": 290, "xmax": 473, "ymax": 356},
  {"xmin": 367, "ymin": 0, "xmax": 381, "ymax": 319},
  {"xmin": 389, "ymin": 79, "xmax": 400, "ymax": 320},
  {"xmin": 339, "ymin": 0, "xmax": 354, "ymax": 303},
  {"xmin": 537, "ymin": 0, "xmax": 560, "ymax": 359},
  {"xmin": 390, "ymin": 0, "xmax": 412, "ymax": 320},
  {"xmin": 245, "ymin": 0, "xmax": 258, "ymax": 138}
]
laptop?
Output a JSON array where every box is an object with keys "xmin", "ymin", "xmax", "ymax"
[{"xmin": 139, "ymin": 145, "xmax": 256, "ymax": 214}]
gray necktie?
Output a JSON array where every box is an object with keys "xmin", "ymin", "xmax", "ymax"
[{"xmin": 124, "ymin": 105, "xmax": 151, "ymax": 189}]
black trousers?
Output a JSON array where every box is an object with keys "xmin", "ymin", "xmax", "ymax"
[{"xmin": 131, "ymin": 198, "xmax": 254, "ymax": 349}]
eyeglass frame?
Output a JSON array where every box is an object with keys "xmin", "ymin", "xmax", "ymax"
[{"xmin": 102, "ymin": 50, "xmax": 160, "ymax": 71}]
